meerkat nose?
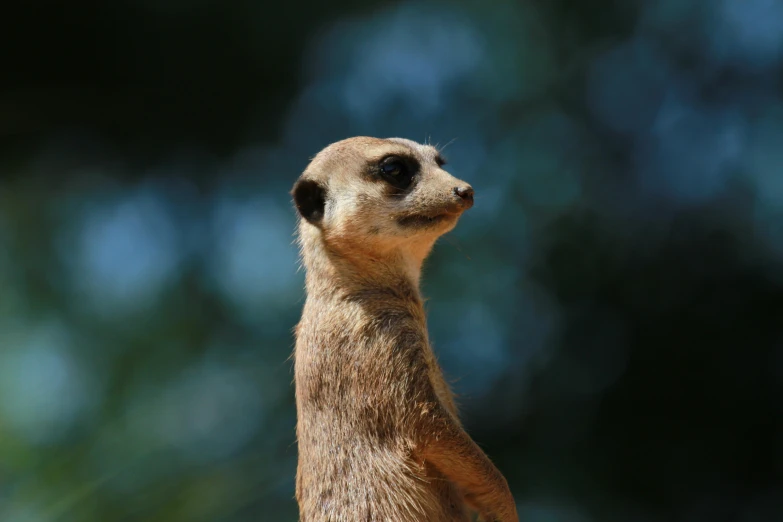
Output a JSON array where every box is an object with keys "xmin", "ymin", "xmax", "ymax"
[{"xmin": 453, "ymin": 186, "xmax": 474, "ymax": 209}]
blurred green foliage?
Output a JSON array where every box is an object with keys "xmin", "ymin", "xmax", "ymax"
[{"xmin": 2, "ymin": 1, "xmax": 783, "ymax": 521}]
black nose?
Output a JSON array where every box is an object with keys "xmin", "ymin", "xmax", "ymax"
[{"xmin": 454, "ymin": 186, "xmax": 474, "ymax": 208}]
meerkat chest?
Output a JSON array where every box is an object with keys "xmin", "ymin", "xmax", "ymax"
[{"xmin": 296, "ymin": 306, "xmax": 440, "ymax": 407}]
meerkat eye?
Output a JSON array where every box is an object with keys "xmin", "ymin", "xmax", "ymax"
[
  {"xmin": 378, "ymin": 156, "xmax": 415, "ymax": 189},
  {"xmin": 381, "ymin": 159, "xmax": 404, "ymax": 177}
]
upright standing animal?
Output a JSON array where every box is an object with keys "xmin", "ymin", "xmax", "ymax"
[{"xmin": 291, "ymin": 137, "xmax": 518, "ymax": 522}]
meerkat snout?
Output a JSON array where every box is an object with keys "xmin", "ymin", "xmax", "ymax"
[{"xmin": 453, "ymin": 185, "xmax": 474, "ymax": 208}]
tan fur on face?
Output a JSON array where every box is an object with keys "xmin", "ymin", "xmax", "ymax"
[
  {"xmin": 298, "ymin": 137, "xmax": 469, "ymax": 285},
  {"xmin": 292, "ymin": 137, "xmax": 518, "ymax": 522}
]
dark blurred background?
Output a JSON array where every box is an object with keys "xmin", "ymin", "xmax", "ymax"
[{"xmin": 2, "ymin": 0, "xmax": 783, "ymax": 520}]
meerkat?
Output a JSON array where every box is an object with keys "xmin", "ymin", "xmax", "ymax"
[{"xmin": 291, "ymin": 137, "xmax": 518, "ymax": 522}]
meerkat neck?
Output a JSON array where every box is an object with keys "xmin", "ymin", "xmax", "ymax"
[{"xmin": 299, "ymin": 227, "xmax": 427, "ymax": 301}]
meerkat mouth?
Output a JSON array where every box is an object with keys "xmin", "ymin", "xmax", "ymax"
[{"xmin": 397, "ymin": 212, "xmax": 457, "ymax": 228}]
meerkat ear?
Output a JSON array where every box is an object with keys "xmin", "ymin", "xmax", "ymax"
[{"xmin": 292, "ymin": 178, "xmax": 326, "ymax": 224}]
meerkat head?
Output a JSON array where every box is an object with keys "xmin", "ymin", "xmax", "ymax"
[{"xmin": 291, "ymin": 137, "xmax": 474, "ymax": 276}]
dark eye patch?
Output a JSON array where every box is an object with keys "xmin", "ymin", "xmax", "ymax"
[
  {"xmin": 375, "ymin": 154, "xmax": 419, "ymax": 191},
  {"xmin": 435, "ymin": 154, "xmax": 447, "ymax": 167}
]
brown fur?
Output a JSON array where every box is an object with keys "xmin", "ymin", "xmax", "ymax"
[{"xmin": 291, "ymin": 137, "xmax": 518, "ymax": 522}]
